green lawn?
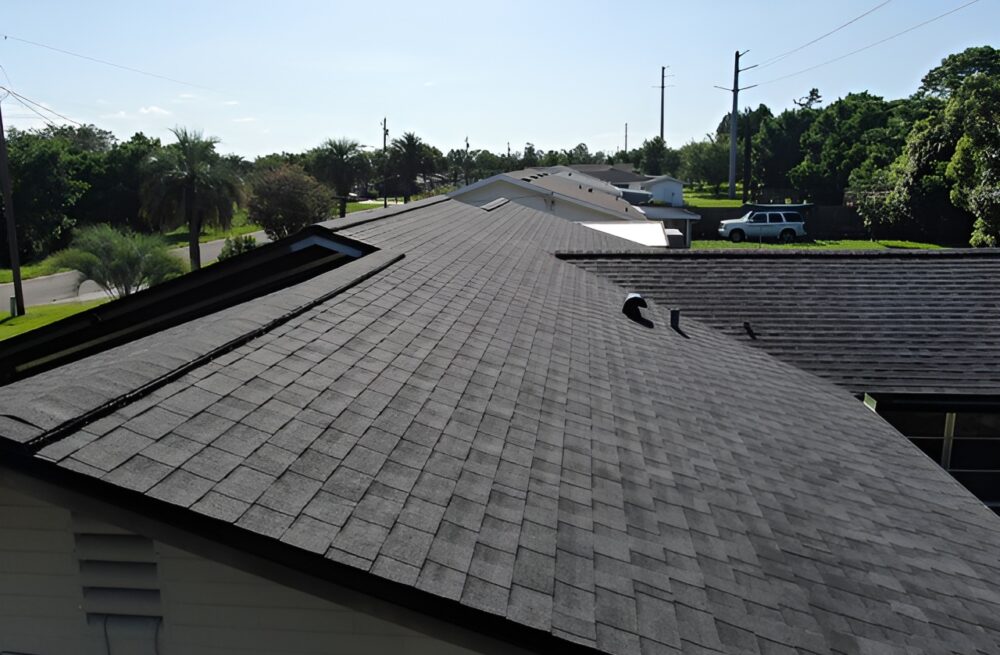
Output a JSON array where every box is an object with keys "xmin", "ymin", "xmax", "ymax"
[
  {"xmin": 0, "ymin": 257, "xmax": 68, "ymax": 284},
  {"xmin": 0, "ymin": 299, "xmax": 108, "ymax": 342},
  {"xmin": 162, "ymin": 208, "xmax": 261, "ymax": 248},
  {"xmin": 692, "ymin": 239, "xmax": 944, "ymax": 250},
  {"xmin": 684, "ymin": 186, "xmax": 745, "ymax": 209}
]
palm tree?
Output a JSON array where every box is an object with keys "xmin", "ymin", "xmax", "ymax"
[
  {"xmin": 307, "ymin": 138, "xmax": 370, "ymax": 198},
  {"xmin": 390, "ymin": 132, "xmax": 433, "ymax": 202},
  {"xmin": 141, "ymin": 127, "xmax": 245, "ymax": 270}
]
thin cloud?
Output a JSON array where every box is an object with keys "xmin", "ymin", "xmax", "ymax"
[
  {"xmin": 233, "ymin": 117, "xmax": 256, "ymax": 123},
  {"xmin": 224, "ymin": 100, "xmax": 240, "ymax": 106},
  {"xmin": 139, "ymin": 106, "xmax": 170, "ymax": 115},
  {"xmin": 101, "ymin": 110, "xmax": 129, "ymax": 119}
]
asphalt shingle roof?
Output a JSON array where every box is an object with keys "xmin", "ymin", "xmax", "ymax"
[
  {"xmin": 564, "ymin": 250, "xmax": 1000, "ymax": 396},
  {"xmin": 3, "ymin": 199, "xmax": 1000, "ymax": 654}
]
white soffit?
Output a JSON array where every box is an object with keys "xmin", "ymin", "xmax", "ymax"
[{"xmin": 579, "ymin": 222, "xmax": 668, "ymax": 247}]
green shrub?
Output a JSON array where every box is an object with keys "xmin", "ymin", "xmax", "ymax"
[
  {"xmin": 218, "ymin": 235, "xmax": 257, "ymax": 261},
  {"xmin": 52, "ymin": 224, "xmax": 187, "ymax": 298}
]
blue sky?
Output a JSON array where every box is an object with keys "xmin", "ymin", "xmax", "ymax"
[{"xmin": 1, "ymin": 0, "xmax": 997, "ymax": 158}]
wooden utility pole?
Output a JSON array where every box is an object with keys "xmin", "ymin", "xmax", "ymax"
[
  {"xmin": 381, "ymin": 117, "xmax": 388, "ymax": 208},
  {"xmin": 624, "ymin": 122, "xmax": 628, "ymax": 152},
  {"xmin": 0, "ymin": 97, "xmax": 25, "ymax": 316},
  {"xmin": 659, "ymin": 66, "xmax": 666, "ymax": 141},
  {"xmin": 715, "ymin": 51, "xmax": 757, "ymax": 199}
]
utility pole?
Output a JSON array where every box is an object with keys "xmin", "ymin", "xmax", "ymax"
[
  {"xmin": 381, "ymin": 117, "xmax": 388, "ymax": 208},
  {"xmin": 659, "ymin": 66, "xmax": 666, "ymax": 141},
  {"xmin": 715, "ymin": 51, "xmax": 757, "ymax": 199},
  {"xmin": 653, "ymin": 66, "xmax": 674, "ymax": 144},
  {"xmin": 464, "ymin": 136, "xmax": 470, "ymax": 186},
  {"xmin": 0, "ymin": 96, "xmax": 25, "ymax": 316},
  {"xmin": 624, "ymin": 122, "xmax": 628, "ymax": 153}
]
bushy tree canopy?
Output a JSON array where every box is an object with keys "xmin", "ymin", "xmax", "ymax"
[{"xmin": 248, "ymin": 165, "xmax": 333, "ymax": 240}]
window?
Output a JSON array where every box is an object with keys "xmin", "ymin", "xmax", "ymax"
[
  {"xmin": 749, "ymin": 213, "xmax": 767, "ymax": 223},
  {"xmin": 783, "ymin": 212, "xmax": 802, "ymax": 222}
]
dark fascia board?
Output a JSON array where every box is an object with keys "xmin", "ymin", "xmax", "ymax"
[
  {"xmin": 866, "ymin": 393, "xmax": 1000, "ymax": 413},
  {"xmin": 0, "ymin": 456, "xmax": 604, "ymax": 655},
  {"xmin": 554, "ymin": 248, "xmax": 1000, "ymax": 260},
  {"xmin": 0, "ymin": 225, "xmax": 375, "ymax": 385}
]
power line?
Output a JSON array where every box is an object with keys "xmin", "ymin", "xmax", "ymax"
[
  {"xmin": 757, "ymin": 0, "xmax": 892, "ymax": 69},
  {"xmin": 1, "ymin": 33, "xmax": 210, "ymax": 89},
  {"xmin": 755, "ymin": 0, "xmax": 982, "ymax": 86},
  {"xmin": 0, "ymin": 86, "xmax": 81, "ymax": 126},
  {"xmin": 7, "ymin": 96, "xmax": 57, "ymax": 127}
]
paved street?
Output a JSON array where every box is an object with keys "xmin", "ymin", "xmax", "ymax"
[{"xmin": 0, "ymin": 230, "xmax": 270, "ymax": 307}]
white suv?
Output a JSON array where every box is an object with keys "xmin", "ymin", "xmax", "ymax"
[{"xmin": 718, "ymin": 211, "xmax": 807, "ymax": 243}]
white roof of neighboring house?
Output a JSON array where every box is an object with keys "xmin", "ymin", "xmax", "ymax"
[
  {"xmin": 640, "ymin": 205, "xmax": 702, "ymax": 221},
  {"xmin": 579, "ymin": 221, "xmax": 668, "ymax": 246},
  {"xmin": 640, "ymin": 174, "xmax": 685, "ymax": 188},
  {"xmin": 449, "ymin": 170, "xmax": 648, "ymax": 221}
]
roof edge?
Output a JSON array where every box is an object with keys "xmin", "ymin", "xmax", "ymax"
[
  {"xmin": 0, "ymin": 459, "xmax": 607, "ymax": 655},
  {"xmin": 17, "ymin": 248, "xmax": 404, "ymax": 455},
  {"xmin": 554, "ymin": 248, "xmax": 996, "ymax": 259}
]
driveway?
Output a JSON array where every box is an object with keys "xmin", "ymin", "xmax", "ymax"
[{"xmin": 0, "ymin": 230, "xmax": 270, "ymax": 307}]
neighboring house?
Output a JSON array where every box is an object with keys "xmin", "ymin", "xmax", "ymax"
[
  {"xmin": 640, "ymin": 175, "xmax": 685, "ymax": 207},
  {"xmin": 3, "ymin": 199, "xmax": 1000, "ymax": 654},
  {"xmin": 447, "ymin": 169, "xmax": 680, "ymax": 247},
  {"xmin": 564, "ymin": 165, "xmax": 699, "ymax": 247},
  {"xmin": 567, "ymin": 164, "xmax": 650, "ymax": 187}
]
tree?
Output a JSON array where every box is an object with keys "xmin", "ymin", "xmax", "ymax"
[
  {"xmin": 678, "ymin": 137, "xmax": 729, "ymax": 192},
  {"xmin": 945, "ymin": 75, "xmax": 1000, "ymax": 246},
  {"xmin": 389, "ymin": 132, "xmax": 435, "ymax": 202},
  {"xmin": 788, "ymin": 92, "xmax": 908, "ymax": 203},
  {"xmin": 0, "ymin": 127, "xmax": 86, "ymax": 266},
  {"xmin": 140, "ymin": 127, "xmax": 245, "ymax": 270},
  {"xmin": 74, "ymin": 132, "xmax": 162, "ymax": 232},
  {"xmin": 752, "ymin": 107, "xmax": 817, "ymax": 192},
  {"xmin": 920, "ymin": 46, "xmax": 1000, "ymax": 98},
  {"xmin": 52, "ymin": 224, "xmax": 185, "ymax": 298},
  {"xmin": 793, "ymin": 88, "xmax": 823, "ymax": 109},
  {"xmin": 307, "ymin": 138, "xmax": 370, "ymax": 198},
  {"xmin": 638, "ymin": 137, "xmax": 677, "ymax": 176},
  {"xmin": 522, "ymin": 143, "xmax": 540, "ymax": 168},
  {"xmin": 248, "ymin": 165, "xmax": 333, "ymax": 240}
]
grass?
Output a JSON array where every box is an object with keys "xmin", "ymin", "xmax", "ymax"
[
  {"xmin": 162, "ymin": 208, "xmax": 261, "ymax": 248},
  {"xmin": 0, "ymin": 256, "xmax": 69, "ymax": 284},
  {"xmin": 692, "ymin": 239, "xmax": 944, "ymax": 250},
  {"xmin": 684, "ymin": 186, "xmax": 746, "ymax": 209},
  {"xmin": 0, "ymin": 299, "xmax": 109, "ymax": 342}
]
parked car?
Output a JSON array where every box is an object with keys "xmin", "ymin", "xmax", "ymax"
[{"xmin": 718, "ymin": 211, "xmax": 807, "ymax": 243}]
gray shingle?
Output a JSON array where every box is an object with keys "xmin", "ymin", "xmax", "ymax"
[{"xmin": 7, "ymin": 199, "xmax": 1000, "ymax": 655}]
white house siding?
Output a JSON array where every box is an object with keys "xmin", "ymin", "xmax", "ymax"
[
  {"xmin": 0, "ymin": 480, "xmax": 516, "ymax": 655},
  {"xmin": 644, "ymin": 179, "xmax": 684, "ymax": 206}
]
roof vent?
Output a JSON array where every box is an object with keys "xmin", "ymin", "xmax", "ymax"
[{"xmin": 622, "ymin": 293, "xmax": 652, "ymax": 328}]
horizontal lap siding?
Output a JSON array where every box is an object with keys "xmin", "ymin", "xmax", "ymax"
[
  {"xmin": 0, "ymin": 483, "xmax": 97, "ymax": 654},
  {"xmin": 156, "ymin": 543, "xmax": 481, "ymax": 654},
  {"xmin": 0, "ymin": 481, "xmax": 494, "ymax": 655}
]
